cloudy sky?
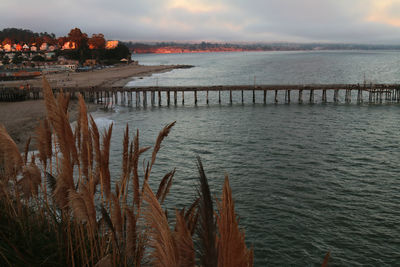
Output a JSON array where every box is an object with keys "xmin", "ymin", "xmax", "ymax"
[{"xmin": 2, "ymin": 0, "xmax": 400, "ymax": 43}]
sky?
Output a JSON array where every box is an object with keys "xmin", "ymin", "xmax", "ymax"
[{"xmin": 2, "ymin": 0, "xmax": 400, "ymax": 44}]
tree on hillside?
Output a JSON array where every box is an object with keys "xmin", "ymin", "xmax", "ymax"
[
  {"xmin": 103, "ymin": 43, "xmax": 131, "ymax": 64},
  {"xmin": 0, "ymin": 28, "xmax": 56, "ymax": 44},
  {"xmin": 12, "ymin": 52, "xmax": 23, "ymax": 64},
  {"xmin": 57, "ymin": 36, "xmax": 68, "ymax": 47},
  {"xmin": 88, "ymin": 33, "xmax": 106, "ymax": 49},
  {"xmin": 33, "ymin": 37, "xmax": 44, "ymax": 47},
  {"xmin": 2, "ymin": 38, "xmax": 12, "ymax": 45},
  {"xmin": 67, "ymin": 28, "xmax": 88, "ymax": 49},
  {"xmin": 2, "ymin": 55, "xmax": 9, "ymax": 65},
  {"xmin": 32, "ymin": 55, "xmax": 45, "ymax": 62}
]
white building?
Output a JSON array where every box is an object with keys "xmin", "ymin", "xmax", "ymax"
[
  {"xmin": 40, "ymin": 43, "xmax": 49, "ymax": 51},
  {"xmin": 3, "ymin": 44, "xmax": 12, "ymax": 52}
]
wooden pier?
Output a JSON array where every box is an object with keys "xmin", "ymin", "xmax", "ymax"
[{"xmin": 1, "ymin": 84, "xmax": 400, "ymax": 106}]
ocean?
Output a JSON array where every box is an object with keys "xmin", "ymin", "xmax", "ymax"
[{"xmin": 93, "ymin": 51, "xmax": 400, "ymax": 266}]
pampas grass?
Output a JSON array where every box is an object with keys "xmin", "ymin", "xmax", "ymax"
[{"xmin": 0, "ymin": 77, "xmax": 254, "ymax": 267}]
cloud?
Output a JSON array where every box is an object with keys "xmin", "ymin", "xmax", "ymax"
[
  {"xmin": 367, "ymin": 0, "xmax": 400, "ymax": 27},
  {"xmin": 1, "ymin": 0, "xmax": 400, "ymax": 43}
]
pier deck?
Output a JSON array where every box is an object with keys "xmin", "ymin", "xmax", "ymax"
[{"xmin": 1, "ymin": 84, "xmax": 399, "ymax": 105}]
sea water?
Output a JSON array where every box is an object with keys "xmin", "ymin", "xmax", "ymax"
[{"xmin": 93, "ymin": 51, "xmax": 400, "ymax": 265}]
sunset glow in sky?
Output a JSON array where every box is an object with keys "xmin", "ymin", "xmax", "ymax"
[{"xmin": 2, "ymin": 0, "xmax": 400, "ymax": 43}]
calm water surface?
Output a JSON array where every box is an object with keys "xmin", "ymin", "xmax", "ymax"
[{"xmin": 94, "ymin": 51, "xmax": 400, "ymax": 266}]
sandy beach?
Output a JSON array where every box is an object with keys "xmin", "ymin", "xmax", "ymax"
[
  {"xmin": 0, "ymin": 64, "xmax": 186, "ymax": 150},
  {"xmin": 0, "ymin": 99, "xmax": 98, "ymax": 151},
  {"xmin": 0, "ymin": 63, "xmax": 189, "ymax": 88}
]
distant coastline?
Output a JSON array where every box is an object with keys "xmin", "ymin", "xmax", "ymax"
[{"xmin": 125, "ymin": 41, "xmax": 400, "ymax": 54}]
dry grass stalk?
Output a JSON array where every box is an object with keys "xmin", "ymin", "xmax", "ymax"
[
  {"xmin": 143, "ymin": 182, "xmax": 179, "ymax": 267},
  {"xmin": 69, "ymin": 187, "xmax": 94, "ymax": 226},
  {"xmin": 149, "ymin": 122, "xmax": 176, "ymax": 171},
  {"xmin": 183, "ymin": 198, "xmax": 200, "ymax": 236},
  {"xmin": 216, "ymin": 175, "xmax": 253, "ymax": 267},
  {"xmin": 100, "ymin": 124, "xmax": 113, "ymax": 198},
  {"xmin": 0, "ymin": 124, "xmax": 23, "ymax": 181},
  {"xmin": 42, "ymin": 76, "xmax": 78, "ymax": 165},
  {"xmin": 119, "ymin": 124, "xmax": 130, "ymax": 199},
  {"xmin": 53, "ymin": 156, "xmax": 74, "ymax": 209},
  {"xmin": 18, "ymin": 163, "xmax": 41, "ymax": 199},
  {"xmin": 196, "ymin": 157, "xmax": 218, "ymax": 267},
  {"xmin": 57, "ymin": 90, "xmax": 70, "ymax": 115},
  {"xmin": 78, "ymin": 94, "xmax": 92, "ymax": 181},
  {"xmin": 322, "ymin": 251, "xmax": 330, "ymax": 267},
  {"xmin": 90, "ymin": 115, "xmax": 101, "ymax": 187},
  {"xmin": 0, "ymin": 77, "xmax": 254, "ymax": 267},
  {"xmin": 125, "ymin": 207, "xmax": 137, "ymax": 261},
  {"xmin": 23, "ymin": 136, "xmax": 31, "ymax": 165},
  {"xmin": 35, "ymin": 120, "xmax": 51, "ymax": 169},
  {"xmin": 94, "ymin": 254, "xmax": 112, "ymax": 267},
  {"xmin": 156, "ymin": 169, "xmax": 175, "ymax": 204},
  {"xmin": 111, "ymin": 194, "xmax": 123, "ymax": 236},
  {"xmin": 132, "ymin": 130, "xmax": 140, "ymax": 208},
  {"xmin": 174, "ymin": 210, "xmax": 196, "ymax": 266}
]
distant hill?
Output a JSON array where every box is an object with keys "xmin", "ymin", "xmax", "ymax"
[{"xmin": 123, "ymin": 41, "xmax": 400, "ymax": 54}]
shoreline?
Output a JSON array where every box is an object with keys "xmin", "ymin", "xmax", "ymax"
[
  {"xmin": 0, "ymin": 63, "xmax": 187, "ymax": 150},
  {"xmin": 0, "ymin": 63, "xmax": 193, "ymax": 88},
  {"xmin": 0, "ymin": 99, "xmax": 98, "ymax": 152}
]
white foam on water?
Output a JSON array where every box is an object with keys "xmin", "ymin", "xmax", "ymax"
[{"xmin": 93, "ymin": 117, "xmax": 114, "ymax": 131}]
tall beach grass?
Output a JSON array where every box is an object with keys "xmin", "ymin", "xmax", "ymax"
[{"xmin": 0, "ymin": 77, "xmax": 254, "ymax": 267}]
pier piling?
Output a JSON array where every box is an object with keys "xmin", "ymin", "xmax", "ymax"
[
  {"xmin": 322, "ymin": 89, "xmax": 327, "ymax": 103},
  {"xmin": 334, "ymin": 90, "xmax": 339, "ymax": 102},
  {"xmin": 174, "ymin": 90, "xmax": 177, "ymax": 105},
  {"xmin": 309, "ymin": 89, "xmax": 314, "ymax": 103},
  {"xmin": 298, "ymin": 89, "xmax": 303, "ymax": 104},
  {"xmin": 263, "ymin": 90, "xmax": 267, "ymax": 104}
]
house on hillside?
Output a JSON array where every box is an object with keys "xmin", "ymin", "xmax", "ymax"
[
  {"xmin": 15, "ymin": 44, "xmax": 22, "ymax": 51},
  {"xmin": 105, "ymin": 40, "xmax": 118, "ymax": 49},
  {"xmin": 30, "ymin": 46, "xmax": 37, "ymax": 52},
  {"xmin": 3, "ymin": 44, "xmax": 12, "ymax": 52},
  {"xmin": 62, "ymin": 41, "xmax": 76, "ymax": 50},
  {"xmin": 22, "ymin": 44, "xmax": 30, "ymax": 51},
  {"xmin": 40, "ymin": 43, "xmax": 49, "ymax": 51}
]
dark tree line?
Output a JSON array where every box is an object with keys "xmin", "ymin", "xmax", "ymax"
[
  {"xmin": 0, "ymin": 27, "xmax": 131, "ymax": 65},
  {"xmin": 0, "ymin": 28, "xmax": 55, "ymax": 44}
]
